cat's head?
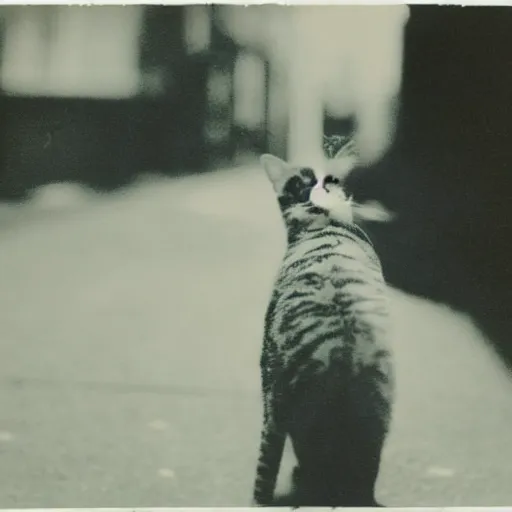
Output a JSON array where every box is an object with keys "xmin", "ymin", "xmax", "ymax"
[{"xmin": 260, "ymin": 154, "xmax": 394, "ymax": 238}]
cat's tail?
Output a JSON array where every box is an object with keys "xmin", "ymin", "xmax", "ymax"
[{"xmin": 252, "ymin": 422, "xmax": 286, "ymax": 506}]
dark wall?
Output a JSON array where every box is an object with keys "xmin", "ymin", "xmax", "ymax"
[
  {"xmin": 0, "ymin": 96, "xmax": 191, "ymax": 198},
  {"xmin": 348, "ymin": 6, "xmax": 512, "ymax": 369}
]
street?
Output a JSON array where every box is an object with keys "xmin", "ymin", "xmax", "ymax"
[{"xmin": 1, "ymin": 164, "xmax": 512, "ymax": 507}]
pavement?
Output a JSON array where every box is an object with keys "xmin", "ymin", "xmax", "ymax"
[{"xmin": 1, "ymin": 164, "xmax": 512, "ymax": 508}]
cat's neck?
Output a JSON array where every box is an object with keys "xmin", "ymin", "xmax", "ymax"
[
  {"xmin": 287, "ymin": 218, "xmax": 374, "ymax": 249},
  {"xmin": 328, "ymin": 219, "xmax": 374, "ymax": 247}
]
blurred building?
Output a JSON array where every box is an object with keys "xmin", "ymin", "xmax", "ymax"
[{"xmin": 0, "ymin": 6, "xmax": 269, "ymax": 199}]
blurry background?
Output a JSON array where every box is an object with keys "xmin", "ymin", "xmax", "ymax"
[{"xmin": 1, "ymin": 4, "xmax": 512, "ymax": 508}]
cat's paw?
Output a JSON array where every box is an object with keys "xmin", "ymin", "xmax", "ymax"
[{"xmin": 271, "ymin": 492, "xmax": 300, "ymax": 508}]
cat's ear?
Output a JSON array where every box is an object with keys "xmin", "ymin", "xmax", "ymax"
[
  {"xmin": 327, "ymin": 138, "xmax": 359, "ymax": 178},
  {"xmin": 325, "ymin": 154, "xmax": 358, "ymax": 181},
  {"xmin": 334, "ymin": 147, "xmax": 353, "ymax": 160},
  {"xmin": 260, "ymin": 154, "xmax": 292, "ymax": 194},
  {"xmin": 352, "ymin": 200, "xmax": 396, "ymax": 223}
]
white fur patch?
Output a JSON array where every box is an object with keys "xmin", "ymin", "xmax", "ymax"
[
  {"xmin": 310, "ymin": 182, "xmax": 354, "ymax": 224},
  {"xmin": 325, "ymin": 153, "xmax": 359, "ymax": 181},
  {"xmin": 352, "ymin": 200, "xmax": 396, "ymax": 223}
]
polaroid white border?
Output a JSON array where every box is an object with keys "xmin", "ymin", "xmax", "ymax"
[
  {"xmin": 1, "ymin": 508, "xmax": 512, "ymax": 512},
  {"xmin": 3, "ymin": 0, "xmax": 512, "ymax": 6},
  {"xmin": 0, "ymin": 1, "xmax": 510, "ymax": 511}
]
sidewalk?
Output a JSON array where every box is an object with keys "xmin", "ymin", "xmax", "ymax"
[{"xmin": 0, "ymin": 166, "xmax": 511, "ymax": 507}]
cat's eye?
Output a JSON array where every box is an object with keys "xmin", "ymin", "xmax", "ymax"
[{"xmin": 299, "ymin": 167, "xmax": 316, "ymax": 186}]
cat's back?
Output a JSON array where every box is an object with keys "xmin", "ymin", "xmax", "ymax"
[
  {"xmin": 276, "ymin": 223, "xmax": 385, "ymax": 297},
  {"xmin": 266, "ymin": 222, "xmax": 389, "ymax": 339},
  {"xmin": 265, "ymin": 221, "xmax": 391, "ymax": 375}
]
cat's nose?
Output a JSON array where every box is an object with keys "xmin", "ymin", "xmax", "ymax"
[
  {"xmin": 313, "ymin": 177, "xmax": 324, "ymax": 190},
  {"xmin": 324, "ymin": 175, "xmax": 340, "ymax": 186}
]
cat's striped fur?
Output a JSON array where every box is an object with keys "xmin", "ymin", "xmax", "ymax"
[{"xmin": 252, "ymin": 149, "xmax": 394, "ymax": 507}]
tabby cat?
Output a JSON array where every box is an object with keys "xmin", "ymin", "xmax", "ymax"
[{"xmin": 252, "ymin": 139, "xmax": 394, "ymax": 507}]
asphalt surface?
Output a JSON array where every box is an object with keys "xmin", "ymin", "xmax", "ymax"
[{"xmin": 1, "ymin": 165, "xmax": 512, "ymax": 508}]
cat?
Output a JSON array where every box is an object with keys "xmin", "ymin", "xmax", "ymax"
[{"xmin": 251, "ymin": 141, "xmax": 395, "ymax": 507}]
